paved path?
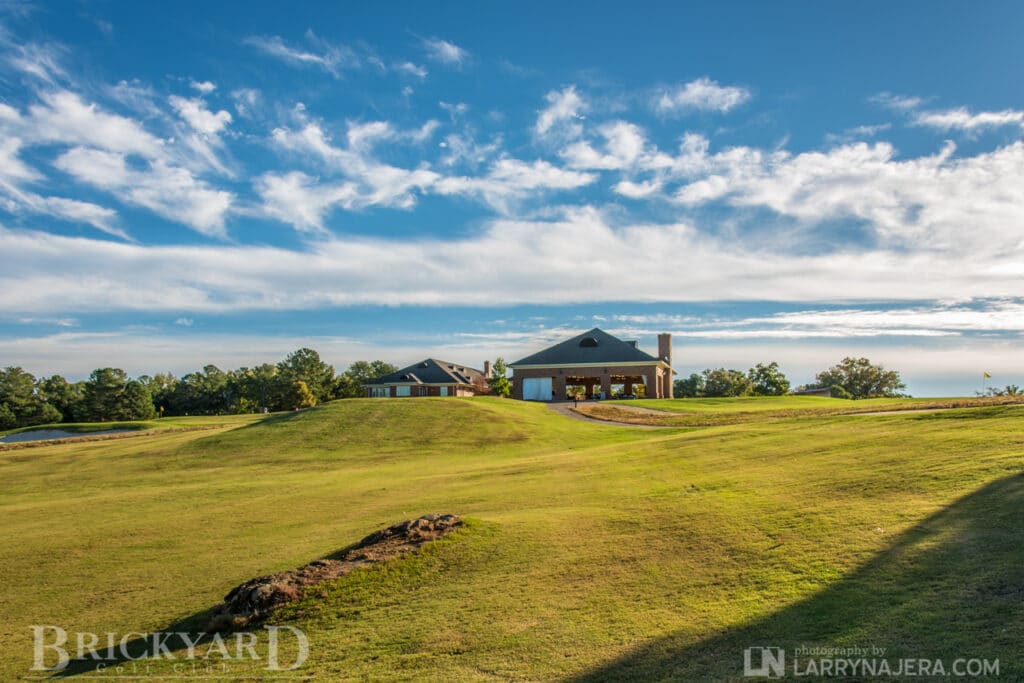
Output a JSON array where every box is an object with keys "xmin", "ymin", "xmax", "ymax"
[{"xmin": 546, "ymin": 402, "xmax": 675, "ymax": 429}]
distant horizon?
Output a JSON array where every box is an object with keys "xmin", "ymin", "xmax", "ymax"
[{"xmin": 1, "ymin": 2, "xmax": 1021, "ymax": 397}]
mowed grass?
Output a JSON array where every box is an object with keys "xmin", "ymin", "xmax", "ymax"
[
  {"xmin": 586, "ymin": 394, "xmax": 1024, "ymax": 427},
  {"xmin": 1, "ymin": 397, "xmax": 1023, "ymax": 680}
]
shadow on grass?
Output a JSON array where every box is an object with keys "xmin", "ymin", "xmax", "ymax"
[
  {"xmin": 49, "ymin": 607, "xmax": 219, "ymax": 678},
  {"xmin": 572, "ymin": 473, "xmax": 1024, "ymax": 681}
]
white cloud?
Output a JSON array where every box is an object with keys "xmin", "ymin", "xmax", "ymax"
[
  {"xmin": 0, "ymin": 137, "xmax": 126, "ymax": 238},
  {"xmin": 616, "ymin": 301, "xmax": 1024, "ymax": 340},
  {"xmin": 562, "ymin": 120, "xmax": 671, "ymax": 172},
  {"xmin": 655, "ymin": 77, "xmax": 751, "ymax": 113},
  {"xmin": 394, "ymin": 61, "xmax": 427, "ymax": 78},
  {"xmin": 36, "ymin": 196, "xmax": 125, "ymax": 239},
  {"xmin": 25, "ymin": 90, "xmax": 165, "ymax": 157},
  {"xmin": 439, "ymin": 101, "xmax": 468, "ymax": 120},
  {"xmin": 0, "ymin": 82, "xmax": 237, "ymax": 236},
  {"xmin": 536, "ymin": 86, "xmax": 586, "ymax": 137},
  {"xmin": 421, "ymin": 37, "xmax": 468, "ymax": 66},
  {"xmin": 2, "ymin": 204, "xmax": 1022, "ymax": 318},
  {"xmin": 189, "ymin": 79, "xmax": 216, "ymax": 94},
  {"xmin": 169, "ymin": 96, "xmax": 231, "ymax": 136},
  {"xmin": 913, "ymin": 107, "xmax": 1024, "ymax": 132},
  {"xmin": 230, "ymin": 88, "xmax": 260, "ymax": 117},
  {"xmin": 253, "ymin": 171, "xmax": 357, "ymax": 233},
  {"xmin": 870, "ymin": 92, "xmax": 925, "ymax": 111},
  {"xmin": 434, "ymin": 158, "xmax": 596, "ymax": 211},
  {"xmin": 613, "ymin": 178, "xmax": 663, "ymax": 199},
  {"xmin": 438, "ymin": 130, "xmax": 502, "ymax": 168},
  {"xmin": 174, "ymin": 317, "xmax": 193, "ymax": 326},
  {"xmin": 267, "ymin": 120, "xmax": 440, "ymax": 222},
  {"xmin": 5, "ymin": 40, "xmax": 66, "ymax": 84},
  {"xmin": 670, "ymin": 137, "xmax": 1024, "ymax": 255},
  {"xmin": 54, "ymin": 147, "xmax": 233, "ymax": 238},
  {"xmin": 243, "ymin": 31, "xmax": 357, "ymax": 77}
]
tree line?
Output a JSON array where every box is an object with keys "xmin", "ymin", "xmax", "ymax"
[
  {"xmin": 674, "ymin": 357, "xmax": 907, "ymax": 399},
  {"xmin": 0, "ymin": 349, "xmax": 397, "ymax": 430}
]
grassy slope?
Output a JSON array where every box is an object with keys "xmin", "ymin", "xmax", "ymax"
[{"xmin": 1, "ymin": 397, "xmax": 1022, "ymax": 680}]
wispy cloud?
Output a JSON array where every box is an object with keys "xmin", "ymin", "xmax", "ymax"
[
  {"xmin": 870, "ymin": 91, "xmax": 924, "ymax": 111},
  {"xmin": 535, "ymin": 85, "xmax": 585, "ymax": 137},
  {"xmin": 912, "ymin": 107, "xmax": 1024, "ymax": 132},
  {"xmin": 421, "ymin": 37, "xmax": 469, "ymax": 66},
  {"xmin": 243, "ymin": 31, "xmax": 358, "ymax": 77},
  {"xmin": 394, "ymin": 61, "xmax": 427, "ymax": 78},
  {"xmin": 655, "ymin": 77, "xmax": 751, "ymax": 114}
]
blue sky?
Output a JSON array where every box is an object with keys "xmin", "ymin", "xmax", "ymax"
[{"xmin": 1, "ymin": 1, "xmax": 1022, "ymax": 395}]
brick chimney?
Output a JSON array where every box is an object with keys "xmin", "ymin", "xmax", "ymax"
[
  {"xmin": 657, "ymin": 333, "xmax": 672, "ymax": 366},
  {"xmin": 484, "ymin": 360, "xmax": 492, "ymax": 378},
  {"xmin": 658, "ymin": 333, "xmax": 673, "ymax": 399}
]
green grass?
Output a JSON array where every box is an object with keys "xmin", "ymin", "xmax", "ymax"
[
  {"xmin": 1, "ymin": 396, "xmax": 1022, "ymax": 680},
  {"xmin": 623, "ymin": 394, "xmax": 1024, "ymax": 413},
  {"xmin": 587, "ymin": 394, "xmax": 1024, "ymax": 427}
]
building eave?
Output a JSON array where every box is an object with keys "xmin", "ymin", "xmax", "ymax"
[{"xmin": 509, "ymin": 360, "xmax": 671, "ymax": 371}]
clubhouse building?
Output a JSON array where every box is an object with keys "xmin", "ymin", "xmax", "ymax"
[
  {"xmin": 509, "ymin": 328, "xmax": 674, "ymax": 401},
  {"xmin": 364, "ymin": 359, "xmax": 488, "ymax": 398}
]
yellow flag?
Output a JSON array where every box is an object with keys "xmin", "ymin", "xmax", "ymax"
[{"xmin": 984, "ymin": 372, "xmax": 991, "ymax": 379}]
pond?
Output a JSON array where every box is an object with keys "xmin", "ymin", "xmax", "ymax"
[{"xmin": 0, "ymin": 428, "xmax": 136, "ymax": 444}]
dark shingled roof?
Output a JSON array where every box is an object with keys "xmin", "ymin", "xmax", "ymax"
[
  {"xmin": 510, "ymin": 328, "xmax": 660, "ymax": 367},
  {"xmin": 365, "ymin": 359, "xmax": 485, "ymax": 386}
]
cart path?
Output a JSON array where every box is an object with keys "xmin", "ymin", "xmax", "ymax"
[{"xmin": 546, "ymin": 402, "xmax": 677, "ymax": 429}]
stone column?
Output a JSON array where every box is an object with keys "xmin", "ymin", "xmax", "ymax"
[
  {"xmin": 554, "ymin": 374, "xmax": 567, "ymax": 401},
  {"xmin": 600, "ymin": 374, "xmax": 612, "ymax": 399},
  {"xmin": 644, "ymin": 369, "xmax": 660, "ymax": 398}
]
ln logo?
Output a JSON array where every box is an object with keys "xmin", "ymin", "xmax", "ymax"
[{"xmin": 744, "ymin": 646, "xmax": 785, "ymax": 678}]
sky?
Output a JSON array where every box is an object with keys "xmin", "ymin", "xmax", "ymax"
[{"xmin": 0, "ymin": 0, "xmax": 1022, "ymax": 396}]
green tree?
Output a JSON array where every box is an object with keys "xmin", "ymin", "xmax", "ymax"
[
  {"xmin": 748, "ymin": 362, "xmax": 790, "ymax": 396},
  {"xmin": 674, "ymin": 373, "xmax": 705, "ymax": 398},
  {"xmin": 0, "ymin": 366, "xmax": 37, "ymax": 418},
  {"xmin": 813, "ymin": 357, "xmax": 907, "ymax": 399},
  {"xmin": 286, "ymin": 380, "xmax": 317, "ymax": 409},
  {"xmin": 278, "ymin": 348, "xmax": 335, "ymax": 403},
  {"xmin": 0, "ymin": 403, "xmax": 16, "ymax": 430},
  {"xmin": 702, "ymin": 368, "xmax": 753, "ymax": 397},
  {"xmin": 139, "ymin": 373, "xmax": 178, "ymax": 416},
  {"xmin": 82, "ymin": 368, "xmax": 130, "ymax": 421},
  {"xmin": 38, "ymin": 375, "xmax": 84, "ymax": 423},
  {"xmin": 334, "ymin": 360, "xmax": 398, "ymax": 399},
  {"xmin": 0, "ymin": 367, "xmax": 64, "ymax": 428},
  {"xmin": 118, "ymin": 381, "xmax": 156, "ymax": 420},
  {"xmin": 487, "ymin": 358, "xmax": 511, "ymax": 397},
  {"xmin": 239, "ymin": 363, "xmax": 285, "ymax": 411}
]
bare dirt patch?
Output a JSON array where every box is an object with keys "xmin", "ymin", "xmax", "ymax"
[{"xmin": 208, "ymin": 514, "xmax": 463, "ymax": 631}]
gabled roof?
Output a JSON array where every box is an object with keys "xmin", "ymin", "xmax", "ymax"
[
  {"xmin": 510, "ymin": 328, "xmax": 662, "ymax": 367},
  {"xmin": 365, "ymin": 358, "xmax": 485, "ymax": 386}
]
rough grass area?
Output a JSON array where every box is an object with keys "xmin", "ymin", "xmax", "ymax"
[
  {"xmin": 582, "ymin": 394, "xmax": 1024, "ymax": 426},
  {"xmin": 1, "ymin": 396, "xmax": 1022, "ymax": 680}
]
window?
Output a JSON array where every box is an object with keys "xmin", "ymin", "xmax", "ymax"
[
  {"xmin": 396, "ymin": 386, "xmax": 411, "ymax": 397},
  {"xmin": 579, "ymin": 337, "xmax": 599, "ymax": 347},
  {"xmin": 440, "ymin": 387, "xmax": 449, "ymax": 396}
]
